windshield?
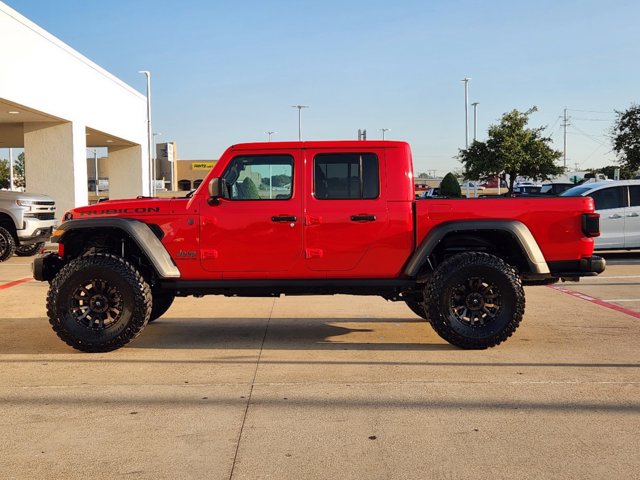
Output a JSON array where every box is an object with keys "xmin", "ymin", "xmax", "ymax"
[{"xmin": 561, "ymin": 185, "xmax": 593, "ymax": 197}]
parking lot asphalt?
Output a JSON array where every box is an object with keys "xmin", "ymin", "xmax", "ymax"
[{"xmin": 0, "ymin": 254, "xmax": 638, "ymax": 480}]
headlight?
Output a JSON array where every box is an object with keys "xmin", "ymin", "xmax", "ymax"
[{"xmin": 16, "ymin": 199, "xmax": 35, "ymax": 207}]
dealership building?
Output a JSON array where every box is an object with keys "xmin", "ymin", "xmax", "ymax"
[{"xmin": 0, "ymin": 1, "xmax": 151, "ymax": 217}]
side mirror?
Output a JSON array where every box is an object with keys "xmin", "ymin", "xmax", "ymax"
[{"xmin": 208, "ymin": 178, "xmax": 228, "ymax": 199}]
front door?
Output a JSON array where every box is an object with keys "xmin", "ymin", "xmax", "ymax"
[
  {"xmin": 200, "ymin": 151, "xmax": 303, "ymax": 275},
  {"xmin": 625, "ymin": 185, "xmax": 640, "ymax": 248}
]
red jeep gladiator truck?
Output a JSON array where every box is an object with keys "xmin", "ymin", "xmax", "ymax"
[{"xmin": 33, "ymin": 140, "xmax": 605, "ymax": 352}]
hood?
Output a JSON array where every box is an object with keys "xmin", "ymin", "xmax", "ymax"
[
  {"xmin": 0, "ymin": 190, "xmax": 55, "ymax": 203},
  {"xmin": 68, "ymin": 197, "xmax": 179, "ymax": 219}
]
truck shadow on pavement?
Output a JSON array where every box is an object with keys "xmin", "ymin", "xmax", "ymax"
[
  {"xmin": 0, "ymin": 316, "xmax": 455, "ymax": 354},
  {"xmin": 130, "ymin": 317, "xmax": 455, "ymax": 351}
]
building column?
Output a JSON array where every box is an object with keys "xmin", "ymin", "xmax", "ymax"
[
  {"xmin": 23, "ymin": 121, "xmax": 88, "ymax": 219},
  {"xmin": 108, "ymin": 145, "xmax": 146, "ymax": 199}
]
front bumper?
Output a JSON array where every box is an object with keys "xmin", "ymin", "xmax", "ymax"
[
  {"xmin": 18, "ymin": 219, "xmax": 57, "ymax": 245},
  {"xmin": 32, "ymin": 252, "xmax": 64, "ymax": 282}
]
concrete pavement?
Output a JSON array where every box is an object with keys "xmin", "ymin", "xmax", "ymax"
[{"xmin": 0, "ymin": 255, "xmax": 638, "ymax": 479}]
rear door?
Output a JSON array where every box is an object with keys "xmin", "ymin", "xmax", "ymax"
[
  {"xmin": 589, "ymin": 186, "xmax": 626, "ymax": 249},
  {"xmin": 303, "ymin": 149, "xmax": 388, "ymax": 273},
  {"xmin": 625, "ymin": 185, "xmax": 640, "ymax": 248}
]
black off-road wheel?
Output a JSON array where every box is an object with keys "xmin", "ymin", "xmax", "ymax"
[
  {"xmin": 148, "ymin": 289, "xmax": 175, "ymax": 323},
  {"xmin": 47, "ymin": 253, "xmax": 152, "ymax": 352},
  {"xmin": 405, "ymin": 300, "xmax": 429, "ymax": 320},
  {"xmin": 425, "ymin": 252, "xmax": 525, "ymax": 349},
  {"xmin": 0, "ymin": 226, "xmax": 16, "ymax": 262},
  {"xmin": 15, "ymin": 242, "xmax": 45, "ymax": 257}
]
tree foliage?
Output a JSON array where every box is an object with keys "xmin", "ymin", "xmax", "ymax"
[
  {"xmin": 0, "ymin": 159, "xmax": 9, "ymax": 189},
  {"xmin": 458, "ymin": 107, "xmax": 564, "ymax": 192},
  {"xmin": 439, "ymin": 172, "xmax": 461, "ymax": 198},
  {"xmin": 0, "ymin": 152, "xmax": 25, "ymax": 189},
  {"xmin": 612, "ymin": 104, "xmax": 640, "ymax": 173},
  {"xmin": 587, "ymin": 165, "xmax": 635, "ymax": 181}
]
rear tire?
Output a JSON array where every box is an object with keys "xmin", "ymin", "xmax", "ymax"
[
  {"xmin": 15, "ymin": 242, "xmax": 45, "ymax": 257},
  {"xmin": 0, "ymin": 226, "xmax": 16, "ymax": 262},
  {"xmin": 426, "ymin": 252, "xmax": 525, "ymax": 349},
  {"xmin": 47, "ymin": 253, "xmax": 152, "ymax": 352}
]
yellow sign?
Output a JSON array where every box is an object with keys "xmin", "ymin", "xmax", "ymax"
[{"xmin": 192, "ymin": 162, "xmax": 214, "ymax": 170}]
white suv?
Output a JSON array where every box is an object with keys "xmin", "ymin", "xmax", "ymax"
[{"xmin": 562, "ymin": 180, "xmax": 640, "ymax": 249}]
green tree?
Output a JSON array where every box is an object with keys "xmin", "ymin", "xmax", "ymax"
[
  {"xmin": 612, "ymin": 104, "xmax": 640, "ymax": 173},
  {"xmin": 458, "ymin": 107, "xmax": 564, "ymax": 193},
  {"xmin": 439, "ymin": 172, "xmax": 461, "ymax": 198},
  {"xmin": 587, "ymin": 165, "xmax": 635, "ymax": 180},
  {"xmin": 0, "ymin": 159, "xmax": 9, "ymax": 189},
  {"xmin": 15, "ymin": 152, "xmax": 25, "ymax": 188}
]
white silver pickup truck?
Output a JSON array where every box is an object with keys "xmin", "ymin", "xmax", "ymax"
[{"xmin": 0, "ymin": 190, "xmax": 56, "ymax": 261}]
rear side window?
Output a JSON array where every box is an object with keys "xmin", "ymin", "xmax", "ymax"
[
  {"xmin": 314, "ymin": 153, "xmax": 379, "ymax": 200},
  {"xmin": 589, "ymin": 187, "xmax": 625, "ymax": 210}
]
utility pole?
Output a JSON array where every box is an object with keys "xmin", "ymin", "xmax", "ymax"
[
  {"xmin": 380, "ymin": 128, "xmax": 390, "ymax": 140},
  {"xmin": 462, "ymin": 78, "xmax": 471, "ymax": 148},
  {"xmin": 291, "ymin": 105, "xmax": 309, "ymax": 141},
  {"xmin": 358, "ymin": 129, "xmax": 367, "ymax": 140},
  {"xmin": 265, "ymin": 131, "xmax": 277, "ymax": 142},
  {"xmin": 561, "ymin": 108, "xmax": 570, "ymax": 169},
  {"xmin": 471, "ymin": 102, "xmax": 479, "ymax": 142}
]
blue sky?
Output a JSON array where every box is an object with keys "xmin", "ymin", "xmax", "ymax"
[{"xmin": 4, "ymin": 0, "xmax": 639, "ymax": 175}]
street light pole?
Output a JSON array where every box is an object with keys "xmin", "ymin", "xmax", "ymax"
[
  {"xmin": 380, "ymin": 128, "xmax": 390, "ymax": 140},
  {"xmin": 461, "ymin": 78, "xmax": 471, "ymax": 149},
  {"xmin": 291, "ymin": 105, "xmax": 309, "ymax": 141},
  {"xmin": 265, "ymin": 131, "xmax": 277, "ymax": 142},
  {"xmin": 139, "ymin": 70, "xmax": 154, "ymax": 196},
  {"xmin": 9, "ymin": 148, "xmax": 14, "ymax": 191},
  {"xmin": 471, "ymin": 102, "xmax": 479, "ymax": 142}
]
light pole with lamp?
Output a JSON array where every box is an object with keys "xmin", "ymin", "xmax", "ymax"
[
  {"xmin": 471, "ymin": 102, "xmax": 479, "ymax": 142},
  {"xmin": 291, "ymin": 105, "xmax": 308, "ymax": 141},
  {"xmin": 380, "ymin": 128, "xmax": 390, "ymax": 140},
  {"xmin": 139, "ymin": 70, "xmax": 154, "ymax": 196},
  {"xmin": 461, "ymin": 77, "xmax": 471, "ymax": 149},
  {"xmin": 265, "ymin": 131, "xmax": 277, "ymax": 142}
]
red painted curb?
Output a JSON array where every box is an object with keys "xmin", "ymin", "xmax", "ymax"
[
  {"xmin": 0, "ymin": 277, "xmax": 33, "ymax": 290},
  {"xmin": 548, "ymin": 285, "xmax": 640, "ymax": 319}
]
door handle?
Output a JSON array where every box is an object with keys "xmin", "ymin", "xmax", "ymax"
[
  {"xmin": 272, "ymin": 215, "xmax": 297, "ymax": 222},
  {"xmin": 608, "ymin": 214, "xmax": 622, "ymax": 219},
  {"xmin": 351, "ymin": 214, "xmax": 376, "ymax": 222},
  {"xmin": 627, "ymin": 212, "xmax": 639, "ymax": 217}
]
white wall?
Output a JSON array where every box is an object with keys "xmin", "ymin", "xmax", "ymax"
[{"xmin": 0, "ymin": 1, "xmax": 150, "ymax": 208}]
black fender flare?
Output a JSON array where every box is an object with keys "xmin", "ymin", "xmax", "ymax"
[
  {"xmin": 52, "ymin": 218, "xmax": 181, "ymax": 279},
  {"xmin": 404, "ymin": 220, "xmax": 550, "ymax": 276}
]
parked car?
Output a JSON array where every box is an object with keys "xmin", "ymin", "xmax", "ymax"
[
  {"xmin": 539, "ymin": 183, "xmax": 575, "ymax": 196},
  {"xmin": 512, "ymin": 184, "xmax": 542, "ymax": 195},
  {"xmin": 561, "ymin": 180, "xmax": 640, "ymax": 249},
  {"xmin": 417, "ymin": 188, "xmax": 441, "ymax": 198}
]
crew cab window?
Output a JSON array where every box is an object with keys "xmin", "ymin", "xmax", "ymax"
[
  {"xmin": 222, "ymin": 155, "xmax": 293, "ymax": 200},
  {"xmin": 589, "ymin": 187, "xmax": 625, "ymax": 210},
  {"xmin": 314, "ymin": 153, "xmax": 379, "ymax": 199}
]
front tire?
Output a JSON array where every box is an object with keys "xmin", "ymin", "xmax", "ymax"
[
  {"xmin": 15, "ymin": 242, "xmax": 45, "ymax": 257},
  {"xmin": 426, "ymin": 252, "xmax": 525, "ymax": 349},
  {"xmin": 47, "ymin": 253, "xmax": 152, "ymax": 352},
  {"xmin": 148, "ymin": 289, "xmax": 175, "ymax": 322},
  {"xmin": 0, "ymin": 226, "xmax": 16, "ymax": 262}
]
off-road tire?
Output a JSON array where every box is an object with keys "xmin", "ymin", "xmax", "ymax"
[
  {"xmin": 405, "ymin": 300, "xmax": 429, "ymax": 320},
  {"xmin": 148, "ymin": 290, "xmax": 175, "ymax": 322},
  {"xmin": 15, "ymin": 242, "xmax": 45, "ymax": 257},
  {"xmin": 0, "ymin": 226, "xmax": 16, "ymax": 262},
  {"xmin": 47, "ymin": 253, "xmax": 152, "ymax": 352},
  {"xmin": 425, "ymin": 252, "xmax": 525, "ymax": 349}
]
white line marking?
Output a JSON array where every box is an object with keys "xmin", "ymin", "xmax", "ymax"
[
  {"xmin": 588, "ymin": 275, "xmax": 640, "ymax": 280},
  {"xmin": 602, "ymin": 299, "xmax": 640, "ymax": 302}
]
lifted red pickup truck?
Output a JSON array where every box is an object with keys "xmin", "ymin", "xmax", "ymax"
[{"xmin": 34, "ymin": 141, "xmax": 605, "ymax": 352}]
